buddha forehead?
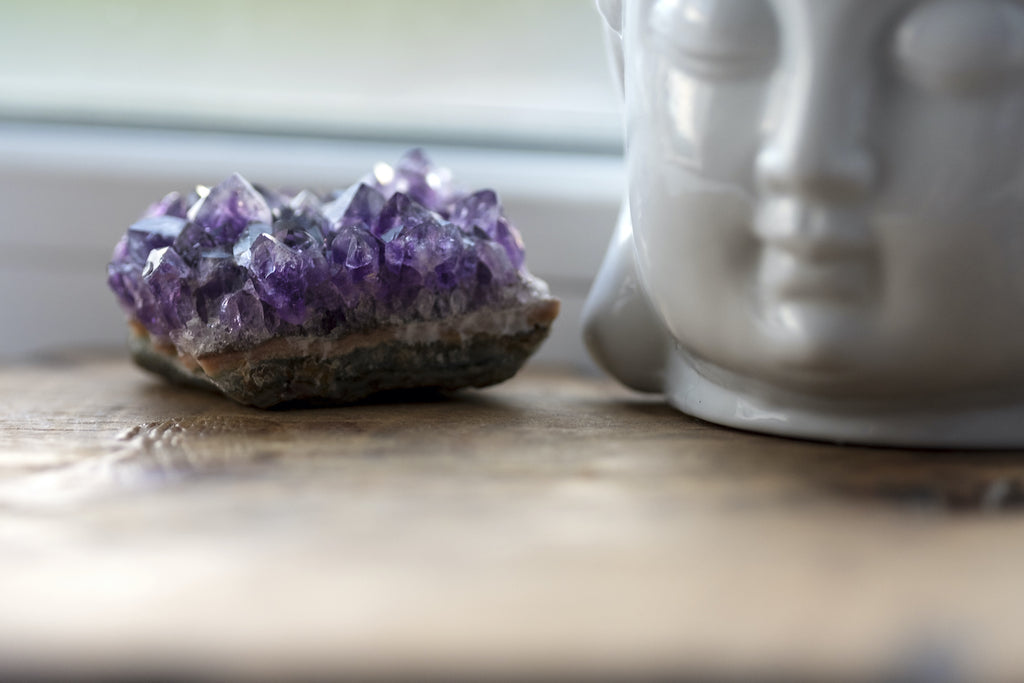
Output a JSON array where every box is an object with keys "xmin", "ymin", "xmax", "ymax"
[
  {"xmin": 627, "ymin": 0, "xmax": 1024, "ymax": 173},
  {"xmin": 638, "ymin": 0, "xmax": 1024, "ymax": 79}
]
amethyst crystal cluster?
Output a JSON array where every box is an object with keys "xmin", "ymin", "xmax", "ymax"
[
  {"xmin": 109, "ymin": 149, "xmax": 534, "ymax": 356},
  {"xmin": 107, "ymin": 150, "xmax": 557, "ymax": 406}
]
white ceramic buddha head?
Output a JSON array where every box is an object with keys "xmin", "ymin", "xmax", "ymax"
[{"xmin": 584, "ymin": 0, "xmax": 1024, "ymax": 447}]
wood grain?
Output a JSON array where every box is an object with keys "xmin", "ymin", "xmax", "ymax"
[{"xmin": 2, "ymin": 353, "xmax": 1024, "ymax": 680}]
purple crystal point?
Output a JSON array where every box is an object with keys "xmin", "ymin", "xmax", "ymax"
[
  {"xmin": 278, "ymin": 190, "xmax": 327, "ymax": 232},
  {"xmin": 274, "ymin": 218, "xmax": 320, "ymax": 248},
  {"xmin": 141, "ymin": 247, "xmax": 195, "ymax": 334},
  {"xmin": 364, "ymin": 149, "xmax": 454, "ymax": 212},
  {"xmin": 451, "ymin": 190, "xmax": 524, "ymax": 269},
  {"xmin": 219, "ymin": 280, "xmax": 265, "ymax": 338},
  {"xmin": 253, "ymin": 183, "xmax": 293, "ymax": 215},
  {"xmin": 330, "ymin": 223, "xmax": 382, "ymax": 282},
  {"xmin": 124, "ymin": 216, "xmax": 187, "ymax": 265},
  {"xmin": 472, "ymin": 238, "xmax": 516, "ymax": 288},
  {"xmin": 143, "ymin": 247, "xmax": 190, "ymax": 290},
  {"xmin": 375, "ymin": 192, "xmax": 435, "ymax": 242},
  {"xmin": 431, "ymin": 222, "xmax": 466, "ymax": 288},
  {"xmin": 397, "ymin": 148, "xmax": 432, "ymax": 175},
  {"xmin": 322, "ymin": 183, "xmax": 386, "ymax": 230},
  {"xmin": 248, "ymin": 234, "xmax": 309, "ymax": 325},
  {"xmin": 394, "ymin": 148, "xmax": 453, "ymax": 211},
  {"xmin": 194, "ymin": 251, "xmax": 248, "ymax": 324},
  {"xmin": 188, "ymin": 173, "xmax": 272, "ymax": 245},
  {"xmin": 450, "ymin": 190, "xmax": 500, "ymax": 234},
  {"xmin": 110, "ymin": 235, "xmax": 129, "ymax": 264},
  {"xmin": 384, "ymin": 220, "xmax": 439, "ymax": 278},
  {"xmin": 144, "ymin": 191, "xmax": 192, "ymax": 219},
  {"xmin": 493, "ymin": 216, "xmax": 526, "ymax": 270},
  {"xmin": 173, "ymin": 221, "xmax": 219, "ymax": 264},
  {"xmin": 287, "ymin": 189, "xmax": 321, "ymax": 214},
  {"xmin": 107, "ymin": 257, "xmax": 141, "ymax": 313},
  {"xmin": 232, "ymin": 222, "xmax": 273, "ymax": 268}
]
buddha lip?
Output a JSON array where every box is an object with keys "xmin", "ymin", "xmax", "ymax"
[
  {"xmin": 753, "ymin": 202, "xmax": 876, "ymax": 262},
  {"xmin": 758, "ymin": 245, "xmax": 876, "ymax": 303},
  {"xmin": 753, "ymin": 201, "xmax": 879, "ymax": 304}
]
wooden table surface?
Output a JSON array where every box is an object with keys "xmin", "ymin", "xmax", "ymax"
[{"xmin": 3, "ymin": 353, "xmax": 1024, "ymax": 681}]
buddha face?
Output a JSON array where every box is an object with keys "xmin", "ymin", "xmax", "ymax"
[{"xmin": 623, "ymin": 0, "xmax": 1024, "ymax": 399}]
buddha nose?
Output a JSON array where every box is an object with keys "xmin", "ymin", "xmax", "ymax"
[{"xmin": 755, "ymin": 64, "xmax": 877, "ymax": 203}]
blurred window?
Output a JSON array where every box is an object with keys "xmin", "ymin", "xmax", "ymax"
[{"xmin": 0, "ymin": 0, "xmax": 620, "ymax": 151}]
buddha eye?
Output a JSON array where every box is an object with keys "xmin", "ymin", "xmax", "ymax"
[
  {"xmin": 894, "ymin": 0, "xmax": 1024, "ymax": 95},
  {"xmin": 649, "ymin": 0, "xmax": 778, "ymax": 81}
]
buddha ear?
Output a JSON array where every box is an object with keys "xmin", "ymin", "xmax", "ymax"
[{"xmin": 595, "ymin": 0, "xmax": 624, "ymax": 95}]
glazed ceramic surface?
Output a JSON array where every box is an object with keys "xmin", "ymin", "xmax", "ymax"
[{"xmin": 584, "ymin": 0, "xmax": 1024, "ymax": 447}]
